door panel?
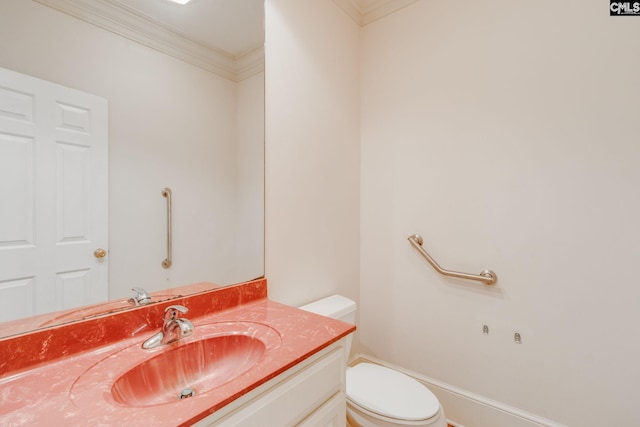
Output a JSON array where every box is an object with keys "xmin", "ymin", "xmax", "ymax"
[
  {"xmin": 0, "ymin": 277, "xmax": 35, "ymax": 321},
  {"xmin": 55, "ymin": 269, "xmax": 92, "ymax": 310},
  {"xmin": 0, "ymin": 133, "xmax": 35, "ymax": 246}
]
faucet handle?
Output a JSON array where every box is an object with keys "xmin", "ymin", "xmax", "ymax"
[
  {"xmin": 163, "ymin": 305, "xmax": 188, "ymax": 321},
  {"xmin": 130, "ymin": 287, "xmax": 151, "ymax": 306}
]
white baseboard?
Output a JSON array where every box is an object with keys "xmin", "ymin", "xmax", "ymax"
[{"xmin": 351, "ymin": 354, "xmax": 567, "ymax": 427}]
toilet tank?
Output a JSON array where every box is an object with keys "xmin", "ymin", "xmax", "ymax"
[{"xmin": 299, "ymin": 295, "xmax": 356, "ymax": 359}]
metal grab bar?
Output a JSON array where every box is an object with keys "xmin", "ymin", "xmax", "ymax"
[
  {"xmin": 407, "ymin": 234, "xmax": 497, "ymax": 285},
  {"xmin": 161, "ymin": 188, "xmax": 172, "ymax": 269}
]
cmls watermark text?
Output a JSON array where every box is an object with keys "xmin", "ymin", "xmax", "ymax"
[{"xmin": 610, "ymin": 1, "xmax": 640, "ymax": 15}]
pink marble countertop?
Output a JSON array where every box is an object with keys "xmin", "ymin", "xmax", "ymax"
[{"xmin": 0, "ymin": 280, "xmax": 355, "ymax": 426}]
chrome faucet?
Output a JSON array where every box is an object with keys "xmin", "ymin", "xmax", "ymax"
[
  {"xmin": 142, "ymin": 305, "xmax": 194, "ymax": 349},
  {"xmin": 129, "ymin": 287, "xmax": 151, "ymax": 306}
]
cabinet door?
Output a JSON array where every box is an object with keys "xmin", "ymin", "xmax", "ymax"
[
  {"xmin": 297, "ymin": 392, "xmax": 347, "ymax": 427},
  {"xmin": 207, "ymin": 346, "xmax": 344, "ymax": 427}
]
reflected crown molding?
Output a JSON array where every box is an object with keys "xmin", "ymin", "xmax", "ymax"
[
  {"xmin": 33, "ymin": 0, "xmax": 264, "ymax": 82},
  {"xmin": 332, "ymin": 0, "xmax": 421, "ymax": 26}
]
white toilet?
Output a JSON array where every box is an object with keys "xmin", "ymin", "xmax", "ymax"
[{"xmin": 300, "ymin": 295, "xmax": 447, "ymax": 427}]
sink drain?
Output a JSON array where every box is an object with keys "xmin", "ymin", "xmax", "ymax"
[{"xmin": 179, "ymin": 387, "xmax": 196, "ymax": 399}]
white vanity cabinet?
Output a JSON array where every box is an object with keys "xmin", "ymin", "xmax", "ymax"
[{"xmin": 193, "ymin": 339, "xmax": 348, "ymax": 427}]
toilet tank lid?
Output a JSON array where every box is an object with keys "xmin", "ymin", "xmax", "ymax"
[
  {"xmin": 346, "ymin": 363, "xmax": 440, "ymax": 421},
  {"xmin": 299, "ymin": 295, "xmax": 356, "ymax": 319}
]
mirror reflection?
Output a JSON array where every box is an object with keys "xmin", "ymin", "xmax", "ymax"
[{"xmin": 0, "ymin": 0, "xmax": 265, "ymax": 338}]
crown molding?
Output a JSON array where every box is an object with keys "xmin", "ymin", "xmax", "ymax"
[
  {"xmin": 33, "ymin": 0, "xmax": 263, "ymax": 82},
  {"xmin": 332, "ymin": 0, "xmax": 363, "ymax": 25},
  {"xmin": 236, "ymin": 46, "xmax": 265, "ymax": 82},
  {"xmin": 332, "ymin": 0, "xmax": 421, "ymax": 26}
]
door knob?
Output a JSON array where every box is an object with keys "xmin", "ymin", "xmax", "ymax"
[{"xmin": 94, "ymin": 248, "xmax": 107, "ymax": 258}]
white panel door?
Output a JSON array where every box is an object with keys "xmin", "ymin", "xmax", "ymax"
[{"xmin": 0, "ymin": 67, "xmax": 108, "ymax": 322}]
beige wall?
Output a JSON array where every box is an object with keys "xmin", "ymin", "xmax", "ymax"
[
  {"xmin": 0, "ymin": 0, "xmax": 260, "ymax": 300},
  {"xmin": 264, "ymin": 0, "xmax": 361, "ymax": 313},
  {"xmin": 360, "ymin": 0, "xmax": 640, "ymax": 425}
]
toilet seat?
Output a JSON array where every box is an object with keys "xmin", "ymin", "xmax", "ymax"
[{"xmin": 346, "ymin": 363, "xmax": 440, "ymax": 422}]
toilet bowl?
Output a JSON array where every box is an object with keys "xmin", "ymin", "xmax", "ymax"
[{"xmin": 299, "ymin": 295, "xmax": 447, "ymax": 427}]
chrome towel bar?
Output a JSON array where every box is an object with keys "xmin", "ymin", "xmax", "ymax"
[
  {"xmin": 407, "ymin": 234, "xmax": 497, "ymax": 285},
  {"xmin": 161, "ymin": 188, "xmax": 172, "ymax": 269}
]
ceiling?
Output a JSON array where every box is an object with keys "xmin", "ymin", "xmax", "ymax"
[{"xmin": 113, "ymin": 0, "xmax": 264, "ymax": 57}]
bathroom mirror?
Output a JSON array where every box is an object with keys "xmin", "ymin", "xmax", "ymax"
[{"xmin": 0, "ymin": 0, "xmax": 265, "ymax": 338}]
